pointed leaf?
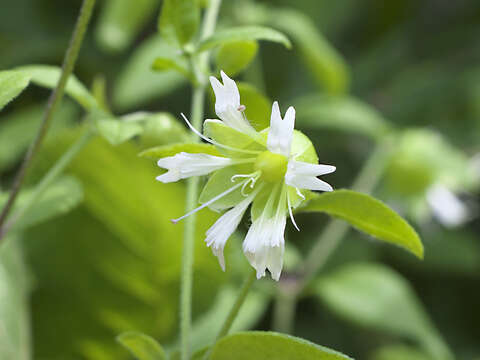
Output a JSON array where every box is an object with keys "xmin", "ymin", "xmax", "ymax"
[
  {"xmin": 198, "ymin": 26, "xmax": 291, "ymax": 52},
  {"xmin": 210, "ymin": 331, "xmax": 353, "ymax": 360},
  {"xmin": 315, "ymin": 263, "xmax": 453, "ymax": 360},
  {"xmin": 158, "ymin": 0, "xmax": 200, "ymax": 45},
  {"xmin": 117, "ymin": 331, "xmax": 167, "ymax": 360},
  {"xmin": 0, "ymin": 70, "xmax": 31, "ymax": 111},
  {"xmin": 96, "ymin": 118, "xmax": 144, "ymax": 145},
  {"xmin": 299, "ymin": 190, "xmax": 423, "ymax": 258},
  {"xmin": 215, "ymin": 41, "xmax": 259, "ymax": 76}
]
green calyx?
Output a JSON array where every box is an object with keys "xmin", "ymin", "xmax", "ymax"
[{"xmin": 254, "ymin": 151, "xmax": 288, "ymax": 182}]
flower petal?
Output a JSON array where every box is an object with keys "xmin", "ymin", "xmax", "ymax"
[
  {"xmin": 267, "ymin": 101, "xmax": 295, "ymax": 157},
  {"xmin": 285, "ymin": 160, "xmax": 335, "ymax": 192},
  {"xmin": 156, "ymin": 152, "xmax": 232, "ymax": 183},
  {"xmin": 426, "ymin": 184, "xmax": 470, "ymax": 228}
]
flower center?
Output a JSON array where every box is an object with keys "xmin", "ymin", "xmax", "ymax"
[{"xmin": 254, "ymin": 151, "xmax": 288, "ymax": 182}]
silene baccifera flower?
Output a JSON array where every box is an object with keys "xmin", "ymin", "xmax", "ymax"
[{"xmin": 156, "ymin": 71, "xmax": 336, "ymax": 280}]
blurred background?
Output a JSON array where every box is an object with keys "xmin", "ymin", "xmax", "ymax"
[{"xmin": 1, "ymin": 0, "xmax": 480, "ymax": 359}]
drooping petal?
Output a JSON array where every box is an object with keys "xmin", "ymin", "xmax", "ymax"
[
  {"xmin": 205, "ymin": 193, "xmax": 255, "ymax": 270},
  {"xmin": 156, "ymin": 152, "xmax": 232, "ymax": 183},
  {"xmin": 267, "ymin": 101, "xmax": 295, "ymax": 157},
  {"xmin": 285, "ymin": 160, "xmax": 335, "ymax": 192},
  {"xmin": 209, "ymin": 71, "xmax": 256, "ymax": 136},
  {"xmin": 426, "ymin": 184, "xmax": 470, "ymax": 228}
]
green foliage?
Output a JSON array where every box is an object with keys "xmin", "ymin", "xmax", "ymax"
[
  {"xmin": 138, "ymin": 113, "xmax": 189, "ymax": 148},
  {"xmin": 210, "ymin": 331, "xmax": 353, "ymax": 360},
  {"xmin": 315, "ymin": 263, "xmax": 453, "ymax": 360},
  {"xmin": 215, "ymin": 41, "xmax": 259, "ymax": 76},
  {"xmin": 96, "ymin": 0, "xmax": 159, "ymax": 52},
  {"xmin": 158, "ymin": 0, "xmax": 200, "ymax": 46},
  {"xmin": 370, "ymin": 345, "xmax": 432, "ymax": 360},
  {"xmin": 1, "ymin": 176, "xmax": 84, "ymax": 233},
  {"xmin": 198, "ymin": 26, "xmax": 291, "ymax": 52},
  {"xmin": 96, "ymin": 118, "xmax": 144, "ymax": 145},
  {"xmin": 0, "ymin": 70, "xmax": 30, "ymax": 111},
  {"xmin": 117, "ymin": 332, "xmax": 167, "ymax": 360},
  {"xmin": 299, "ymin": 190, "xmax": 423, "ymax": 258},
  {"xmin": 113, "ymin": 35, "xmax": 186, "ymax": 110},
  {"xmin": 15, "ymin": 65, "xmax": 98, "ymax": 110},
  {"xmin": 237, "ymin": 82, "xmax": 271, "ymax": 131},
  {"xmin": 139, "ymin": 143, "xmax": 221, "ymax": 160},
  {"xmin": 152, "ymin": 57, "xmax": 191, "ymax": 79},
  {"xmin": 0, "ymin": 240, "xmax": 31, "ymax": 360},
  {"xmin": 294, "ymin": 95, "xmax": 391, "ymax": 140}
]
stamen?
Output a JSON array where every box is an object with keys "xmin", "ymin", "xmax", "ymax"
[
  {"xmin": 287, "ymin": 191, "xmax": 300, "ymax": 231},
  {"xmin": 295, "ymin": 187, "xmax": 305, "ymax": 200},
  {"xmin": 171, "ymin": 180, "xmax": 246, "ymax": 223},
  {"xmin": 238, "ymin": 105, "xmax": 246, "ymax": 112},
  {"xmin": 180, "ymin": 113, "xmax": 261, "ymax": 155}
]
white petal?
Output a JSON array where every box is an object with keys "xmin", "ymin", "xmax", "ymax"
[
  {"xmin": 156, "ymin": 152, "xmax": 232, "ymax": 183},
  {"xmin": 267, "ymin": 102, "xmax": 295, "ymax": 157},
  {"xmin": 209, "ymin": 71, "xmax": 256, "ymax": 136},
  {"xmin": 205, "ymin": 195, "xmax": 253, "ymax": 270},
  {"xmin": 426, "ymin": 184, "xmax": 469, "ymax": 228},
  {"xmin": 285, "ymin": 160, "xmax": 335, "ymax": 192}
]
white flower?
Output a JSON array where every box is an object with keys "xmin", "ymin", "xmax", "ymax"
[
  {"xmin": 209, "ymin": 71, "xmax": 257, "ymax": 137},
  {"xmin": 426, "ymin": 184, "xmax": 469, "ymax": 228},
  {"xmin": 156, "ymin": 71, "xmax": 336, "ymax": 280}
]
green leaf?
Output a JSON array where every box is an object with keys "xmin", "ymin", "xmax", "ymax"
[
  {"xmin": 370, "ymin": 345, "xmax": 432, "ymax": 360},
  {"xmin": 315, "ymin": 263, "xmax": 453, "ymax": 360},
  {"xmin": 113, "ymin": 35, "xmax": 186, "ymax": 111},
  {"xmin": 139, "ymin": 143, "xmax": 221, "ymax": 159},
  {"xmin": 15, "ymin": 65, "xmax": 98, "ymax": 110},
  {"xmin": 0, "ymin": 239, "xmax": 31, "ymax": 360},
  {"xmin": 215, "ymin": 41, "xmax": 259, "ymax": 76},
  {"xmin": 152, "ymin": 57, "xmax": 191, "ymax": 79},
  {"xmin": 96, "ymin": 118, "xmax": 144, "ymax": 145},
  {"xmin": 210, "ymin": 331, "xmax": 353, "ymax": 360},
  {"xmin": 95, "ymin": 0, "xmax": 159, "ymax": 52},
  {"xmin": 299, "ymin": 190, "xmax": 423, "ymax": 258},
  {"xmin": 198, "ymin": 26, "xmax": 291, "ymax": 52},
  {"xmin": 138, "ymin": 112, "xmax": 189, "ymax": 148},
  {"xmin": 266, "ymin": 9, "xmax": 350, "ymax": 94},
  {"xmin": 237, "ymin": 82, "xmax": 270, "ymax": 131},
  {"xmin": 0, "ymin": 70, "xmax": 31, "ymax": 111},
  {"xmin": 294, "ymin": 95, "xmax": 391, "ymax": 140},
  {"xmin": 117, "ymin": 331, "xmax": 166, "ymax": 360},
  {"xmin": 1, "ymin": 176, "xmax": 84, "ymax": 232},
  {"xmin": 158, "ymin": 0, "xmax": 200, "ymax": 46}
]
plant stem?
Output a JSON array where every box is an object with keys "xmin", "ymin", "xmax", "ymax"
[
  {"xmin": 0, "ymin": 0, "xmax": 96, "ymax": 242},
  {"xmin": 180, "ymin": 1, "xmax": 222, "ymax": 360},
  {"xmin": 272, "ymin": 289, "xmax": 296, "ymax": 334},
  {"xmin": 0, "ymin": 129, "xmax": 94, "ymax": 239},
  {"xmin": 204, "ymin": 269, "xmax": 257, "ymax": 360}
]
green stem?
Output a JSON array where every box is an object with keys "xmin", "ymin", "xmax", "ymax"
[
  {"xmin": 272, "ymin": 290, "xmax": 296, "ymax": 334},
  {"xmin": 204, "ymin": 269, "xmax": 257, "ymax": 360},
  {"xmin": 0, "ymin": 0, "xmax": 96, "ymax": 242},
  {"xmin": 0, "ymin": 129, "xmax": 94, "ymax": 238},
  {"xmin": 180, "ymin": 1, "xmax": 222, "ymax": 360}
]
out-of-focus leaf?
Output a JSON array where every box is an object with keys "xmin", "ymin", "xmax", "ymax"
[
  {"xmin": 25, "ymin": 131, "xmax": 224, "ymax": 359},
  {"xmin": 95, "ymin": 0, "xmax": 159, "ymax": 52},
  {"xmin": 210, "ymin": 331, "xmax": 353, "ymax": 360},
  {"xmin": 0, "ymin": 102, "xmax": 77, "ymax": 171},
  {"xmin": 267, "ymin": 9, "xmax": 349, "ymax": 94},
  {"xmin": 158, "ymin": 0, "xmax": 200, "ymax": 46},
  {"xmin": 96, "ymin": 118, "xmax": 144, "ymax": 145},
  {"xmin": 299, "ymin": 190, "xmax": 423, "ymax": 258},
  {"xmin": 139, "ymin": 143, "xmax": 221, "ymax": 159},
  {"xmin": 0, "ymin": 70, "xmax": 30, "ymax": 111},
  {"xmin": 294, "ymin": 95, "xmax": 391, "ymax": 140},
  {"xmin": 170, "ymin": 347, "xmax": 208, "ymax": 360},
  {"xmin": 215, "ymin": 41, "xmax": 259, "ymax": 76},
  {"xmin": 0, "ymin": 239, "xmax": 31, "ymax": 360},
  {"xmin": 198, "ymin": 26, "xmax": 291, "ymax": 52},
  {"xmin": 237, "ymin": 82, "xmax": 270, "ymax": 131},
  {"xmin": 370, "ymin": 345, "xmax": 432, "ymax": 360},
  {"xmin": 152, "ymin": 57, "xmax": 191, "ymax": 79},
  {"xmin": 315, "ymin": 263, "xmax": 453, "ymax": 360},
  {"xmin": 138, "ymin": 113, "xmax": 189, "ymax": 148},
  {"xmin": 117, "ymin": 332, "xmax": 166, "ymax": 360},
  {"xmin": 113, "ymin": 35, "xmax": 186, "ymax": 111},
  {"xmin": 14, "ymin": 65, "xmax": 98, "ymax": 110},
  {"xmin": 0, "ymin": 176, "xmax": 84, "ymax": 232}
]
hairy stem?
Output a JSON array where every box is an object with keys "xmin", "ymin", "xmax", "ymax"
[
  {"xmin": 204, "ymin": 269, "xmax": 257, "ymax": 360},
  {"xmin": 0, "ymin": 0, "xmax": 96, "ymax": 242},
  {"xmin": 180, "ymin": 1, "xmax": 222, "ymax": 360},
  {"xmin": 0, "ymin": 129, "xmax": 94, "ymax": 239}
]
